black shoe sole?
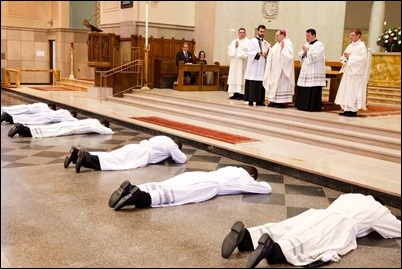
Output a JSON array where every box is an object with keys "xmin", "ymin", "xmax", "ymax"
[
  {"xmin": 75, "ymin": 150, "xmax": 86, "ymax": 173},
  {"xmin": 221, "ymin": 221, "xmax": 245, "ymax": 258},
  {"xmin": 246, "ymin": 233, "xmax": 273, "ymax": 268},
  {"xmin": 8, "ymin": 124, "xmax": 24, "ymax": 138},
  {"xmin": 64, "ymin": 147, "xmax": 79, "ymax": 168},
  {"xmin": 113, "ymin": 186, "xmax": 140, "ymax": 211},
  {"xmin": 109, "ymin": 180, "xmax": 132, "ymax": 208}
]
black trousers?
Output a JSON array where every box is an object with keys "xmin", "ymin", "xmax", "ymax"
[{"xmin": 295, "ymin": 86, "xmax": 322, "ymax": 111}]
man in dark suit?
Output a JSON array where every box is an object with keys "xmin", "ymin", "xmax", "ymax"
[{"xmin": 175, "ymin": 42, "xmax": 194, "ymax": 84}]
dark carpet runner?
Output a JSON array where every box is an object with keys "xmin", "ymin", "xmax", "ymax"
[{"xmin": 131, "ymin": 116, "xmax": 260, "ymax": 144}]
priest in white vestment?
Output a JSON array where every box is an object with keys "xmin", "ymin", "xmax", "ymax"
[
  {"xmin": 109, "ymin": 165, "xmax": 272, "ymax": 210},
  {"xmin": 221, "ymin": 193, "xmax": 401, "ymax": 267},
  {"xmin": 263, "ymin": 29, "xmax": 295, "ymax": 108},
  {"xmin": 227, "ymin": 28, "xmax": 249, "ymax": 100},
  {"xmin": 335, "ymin": 29, "xmax": 368, "ymax": 117}
]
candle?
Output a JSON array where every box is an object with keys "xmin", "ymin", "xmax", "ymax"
[{"xmin": 145, "ymin": 2, "xmax": 149, "ymax": 48}]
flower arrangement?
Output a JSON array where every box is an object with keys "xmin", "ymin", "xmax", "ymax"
[{"xmin": 376, "ymin": 27, "xmax": 401, "ymax": 52}]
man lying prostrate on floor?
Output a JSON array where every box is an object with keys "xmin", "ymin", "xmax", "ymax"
[
  {"xmin": 221, "ymin": 193, "xmax": 401, "ymax": 268},
  {"xmin": 1, "ymin": 102, "xmax": 56, "ymax": 123},
  {"xmin": 108, "ymin": 165, "xmax": 272, "ymax": 211},
  {"xmin": 64, "ymin": 135, "xmax": 187, "ymax": 173},
  {"xmin": 7, "ymin": 118, "xmax": 112, "ymax": 138},
  {"xmin": 2, "ymin": 108, "xmax": 77, "ymax": 126}
]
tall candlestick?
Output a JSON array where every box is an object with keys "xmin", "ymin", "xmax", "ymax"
[{"xmin": 145, "ymin": 2, "xmax": 149, "ymax": 48}]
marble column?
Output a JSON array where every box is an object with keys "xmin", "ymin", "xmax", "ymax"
[{"xmin": 368, "ymin": 1, "xmax": 385, "ymax": 52}]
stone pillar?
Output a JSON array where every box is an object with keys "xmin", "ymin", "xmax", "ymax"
[{"xmin": 368, "ymin": 1, "xmax": 385, "ymax": 52}]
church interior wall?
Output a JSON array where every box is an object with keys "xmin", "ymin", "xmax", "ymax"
[
  {"xmin": 1, "ymin": 1, "xmax": 400, "ymax": 84},
  {"xmin": 211, "ymin": 1, "xmax": 347, "ymax": 65}
]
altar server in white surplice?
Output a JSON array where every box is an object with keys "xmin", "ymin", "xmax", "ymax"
[
  {"xmin": 7, "ymin": 118, "xmax": 112, "ymax": 138},
  {"xmin": 71, "ymin": 135, "xmax": 187, "ymax": 173},
  {"xmin": 108, "ymin": 165, "xmax": 272, "ymax": 211},
  {"xmin": 263, "ymin": 29, "xmax": 295, "ymax": 108},
  {"xmin": 221, "ymin": 193, "xmax": 401, "ymax": 268},
  {"xmin": 295, "ymin": 28, "xmax": 326, "ymax": 112},
  {"xmin": 227, "ymin": 27, "xmax": 250, "ymax": 100},
  {"xmin": 335, "ymin": 29, "xmax": 368, "ymax": 117}
]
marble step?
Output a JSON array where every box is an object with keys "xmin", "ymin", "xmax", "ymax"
[
  {"xmin": 55, "ymin": 78, "xmax": 94, "ymax": 92},
  {"xmin": 122, "ymin": 91, "xmax": 400, "ymax": 138},
  {"xmin": 107, "ymin": 93, "xmax": 400, "ymax": 163},
  {"xmin": 367, "ymin": 96, "xmax": 401, "ymax": 105}
]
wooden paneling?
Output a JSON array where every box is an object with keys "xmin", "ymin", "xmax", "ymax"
[
  {"xmin": 131, "ymin": 35, "xmax": 196, "ymax": 88},
  {"xmin": 87, "ymin": 33, "xmax": 119, "ymax": 68}
]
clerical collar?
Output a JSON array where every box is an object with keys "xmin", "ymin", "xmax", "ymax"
[{"xmin": 309, "ymin": 39, "xmax": 318, "ymax": 45}]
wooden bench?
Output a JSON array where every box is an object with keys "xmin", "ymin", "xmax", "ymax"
[
  {"xmin": 153, "ymin": 60, "xmax": 178, "ymax": 88},
  {"xmin": 214, "ymin": 62, "xmax": 229, "ymax": 91},
  {"xmin": 3, "ymin": 68, "xmax": 61, "ymax": 88}
]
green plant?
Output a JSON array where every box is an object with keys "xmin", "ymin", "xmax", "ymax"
[{"xmin": 376, "ymin": 27, "xmax": 401, "ymax": 51}]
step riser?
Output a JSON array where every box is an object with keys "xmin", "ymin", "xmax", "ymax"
[
  {"xmin": 124, "ymin": 97, "xmax": 400, "ymax": 150},
  {"xmin": 123, "ymin": 93, "xmax": 401, "ymax": 138},
  {"xmin": 108, "ymin": 96, "xmax": 400, "ymax": 163}
]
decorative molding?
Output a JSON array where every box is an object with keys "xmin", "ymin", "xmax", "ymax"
[
  {"xmin": 261, "ymin": 1, "xmax": 279, "ymax": 19},
  {"xmin": 96, "ymin": 1, "xmax": 101, "ymax": 27}
]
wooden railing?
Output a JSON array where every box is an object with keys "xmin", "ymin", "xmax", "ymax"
[{"xmin": 3, "ymin": 68, "xmax": 60, "ymax": 88}]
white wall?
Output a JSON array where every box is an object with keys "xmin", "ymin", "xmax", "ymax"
[{"xmin": 212, "ymin": 1, "xmax": 346, "ymax": 65}]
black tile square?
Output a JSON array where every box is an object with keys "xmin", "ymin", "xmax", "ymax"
[
  {"xmin": 357, "ymin": 232, "xmax": 401, "ymax": 248},
  {"xmin": 285, "ymin": 184, "xmax": 326, "ymax": 197},
  {"xmin": 1, "ymin": 154, "xmax": 27, "ymax": 162},
  {"xmin": 190, "ymin": 155, "xmax": 221, "ymax": 163},
  {"xmin": 21, "ymin": 145, "xmax": 54, "ymax": 150},
  {"xmin": 264, "ymin": 174, "xmax": 284, "ymax": 184},
  {"xmin": 286, "ymin": 206, "xmax": 310, "ymax": 218},
  {"xmin": 33, "ymin": 151, "xmax": 66, "ymax": 158},
  {"xmin": 242, "ymin": 192, "xmax": 285, "ymax": 206}
]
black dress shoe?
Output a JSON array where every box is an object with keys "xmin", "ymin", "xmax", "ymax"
[
  {"xmin": 275, "ymin": 103, "xmax": 287, "ymax": 108},
  {"xmin": 267, "ymin": 102, "xmax": 276, "ymax": 107},
  {"xmin": 237, "ymin": 94, "xmax": 244, "ymax": 100},
  {"xmin": 344, "ymin": 111, "xmax": 357, "ymax": 117},
  {"xmin": 229, "ymin": 93, "xmax": 239, "ymax": 99},
  {"xmin": 221, "ymin": 221, "xmax": 246, "ymax": 258},
  {"xmin": 339, "ymin": 111, "xmax": 351, "ymax": 116},
  {"xmin": 113, "ymin": 186, "xmax": 141, "ymax": 211},
  {"xmin": 246, "ymin": 233, "xmax": 274, "ymax": 268},
  {"xmin": 75, "ymin": 150, "xmax": 88, "ymax": 173},
  {"xmin": 1, "ymin": 112, "xmax": 14, "ymax": 124},
  {"xmin": 108, "ymin": 180, "xmax": 134, "ymax": 208},
  {"xmin": 8, "ymin": 123, "xmax": 24, "ymax": 138},
  {"xmin": 64, "ymin": 147, "xmax": 79, "ymax": 168}
]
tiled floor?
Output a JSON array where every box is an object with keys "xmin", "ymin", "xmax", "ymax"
[{"xmin": 1, "ymin": 89, "xmax": 401, "ymax": 268}]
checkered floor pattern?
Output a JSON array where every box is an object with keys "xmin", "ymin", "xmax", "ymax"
[{"xmin": 1, "ymin": 90, "xmax": 400, "ymax": 268}]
